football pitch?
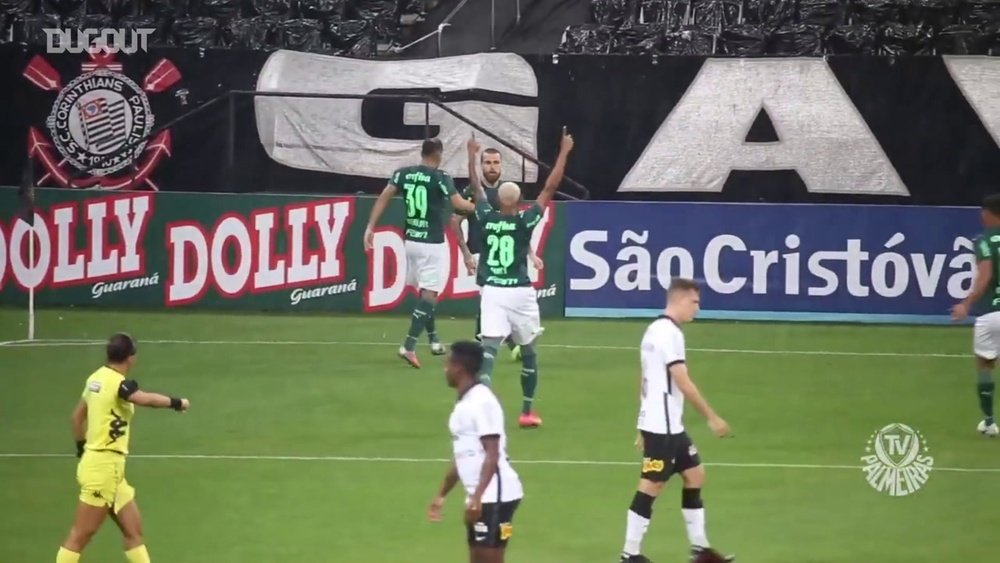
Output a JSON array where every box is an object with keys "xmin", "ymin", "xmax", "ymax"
[{"xmin": 1, "ymin": 307, "xmax": 997, "ymax": 563}]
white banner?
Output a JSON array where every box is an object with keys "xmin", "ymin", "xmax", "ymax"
[{"xmin": 255, "ymin": 51, "xmax": 539, "ymax": 183}]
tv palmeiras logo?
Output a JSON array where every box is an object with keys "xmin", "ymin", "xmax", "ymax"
[
  {"xmin": 861, "ymin": 423, "xmax": 934, "ymax": 497},
  {"xmin": 22, "ymin": 46, "xmax": 181, "ymax": 190}
]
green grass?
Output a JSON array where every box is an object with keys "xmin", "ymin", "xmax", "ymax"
[{"xmin": 0, "ymin": 308, "xmax": 997, "ymax": 562}]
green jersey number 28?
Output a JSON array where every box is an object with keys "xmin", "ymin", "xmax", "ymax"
[
  {"xmin": 486, "ymin": 234, "xmax": 515, "ymax": 268},
  {"xmin": 403, "ymin": 184, "xmax": 428, "ymax": 219}
]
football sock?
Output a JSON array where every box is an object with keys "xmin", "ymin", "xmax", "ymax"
[
  {"xmin": 125, "ymin": 545, "xmax": 151, "ymax": 563},
  {"xmin": 623, "ymin": 491, "xmax": 654, "ymax": 556},
  {"xmin": 977, "ymin": 369, "xmax": 994, "ymax": 425},
  {"xmin": 56, "ymin": 547, "xmax": 80, "ymax": 563},
  {"xmin": 404, "ymin": 299, "xmax": 434, "ymax": 352},
  {"xmin": 682, "ymin": 488, "xmax": 709, "ymax": 548},
  {"xmin": 426, "ymin": 309, "xmax": 439, "ymax": 344},
  {"xmin": 519, "ymin": 344, "xmax": 538, "ymax": 414},
  {"xmin": 478, "ymin": 337, "xmax": 502, "ymax": 386},
  {"xmin": 506, "ymin": 338, "xmax": 517, "ymax": 351},
  {"xmin": 474, "ymin": 312, "xmax": 482, "ymax": 340}
]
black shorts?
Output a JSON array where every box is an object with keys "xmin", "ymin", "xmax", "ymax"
[
  {"xmin": 640, "ymin": 430, "xmax": 701, "ymax": 482},
  {"xmin": 466, "ymin": 499, "xmax": 520, "ymax": 548}
]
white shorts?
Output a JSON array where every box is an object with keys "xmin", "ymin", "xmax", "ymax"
[
  {"xmin": 405, "ymin": 240, "xmax": 447, "ymax": 293},
  {"xmin": 974, "ymin": 311, "xmax": 1000, "ymax": 360},
  {"xmin": 480, "ymin": 285, "xmax": 541, "ymax": 345}
]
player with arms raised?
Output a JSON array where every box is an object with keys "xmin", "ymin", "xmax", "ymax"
[
  {"xmin": 951, "ymin": 193, "xmax": 1000, "ymax": 436},
  {"xmin": 365, "ymin": 139, "xmax": 476, "ymax": 368},
  {"xmin": 470, "ymin": 128, "xmax": 574, "ymax": 428},
  {"xmin": 428, "ymin": 341, "xmax": 524, "ymax": 563},
  {"xmin": 619, "ymin": 279, "xmax": 735, "ymax": 563},
  {"xmin": 56, "ymin": 333, "xmax": 190, "ymax": 563},
  {"xmin": 452, "ymin": 144, "xmax": 544, "ymax": 360}
]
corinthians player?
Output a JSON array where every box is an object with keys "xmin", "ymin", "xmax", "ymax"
[
  {"xmin": 619, "ymin": 279, "xmax": 735, "ymax": 563},
  {"xmin": 428, "ymin": 341, "xmax": 524, "ymax": 563}
]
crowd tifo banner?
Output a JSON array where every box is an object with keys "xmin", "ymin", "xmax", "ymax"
[
  {"xmin": 564, "ymin": 202, "xmax": 979, "ymax": 324},
  {"xmin": 0, "ymin": 188, "xmax": 566, "ymax": 317},
  {"xmin": 2, "ymin": 44, "xmax": 1000, "ymax": 205}
]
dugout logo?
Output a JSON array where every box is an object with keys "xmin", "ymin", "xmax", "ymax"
[
  {"xmin": 23, "ymin": 47, "xmax": 181, "ymax": 190},
  {"xmin": 861, "ymin": 423, "xmax": 934, "ymax": 497}
]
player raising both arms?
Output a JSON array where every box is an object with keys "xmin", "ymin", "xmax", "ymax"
[
  {"xmin": 428, "ymin": 341, "xmax": 524, "ymax": 563},
  {"xmin": 620, "ymin": 279, "xmax": 734, "ymax": 563},
  {"xmin": 365, "ymin": 139, "xmax": 476, "ymax": 368},
  {"xmin": 56, "ymin": 333, "xmax": 190, "ymax": 563},
  {"xmin": 471, "ymin": 128, "xmax": 574, "ymax": 428},
  {"xmin": 951, "ymin": 194, "xmax": 1000, "ymax": 436},
  {"xmin": 452, "ymin": 143, "xmax": 544, "ymax": 360}
]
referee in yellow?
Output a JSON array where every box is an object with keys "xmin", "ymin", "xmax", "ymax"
[{"xmin": 56, "ymin": 333, "xmax": 190, "ymax": 563}]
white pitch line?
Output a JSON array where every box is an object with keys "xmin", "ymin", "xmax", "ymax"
[
  {"xmin": 0, "ymin": 453, "xmax": 997, "ymax": 473},
  {"xmin": 0, "ymin": 338, "xmax": 968, "ymax": 358}
]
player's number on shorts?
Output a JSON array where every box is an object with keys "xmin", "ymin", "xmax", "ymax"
[
  {"xmin": 486, "ymin": 234, "xmax": 515, "ymax": 268},
  {"xmin": 403, "ymin": 183, "xmax": 428, "ymax": 219}
]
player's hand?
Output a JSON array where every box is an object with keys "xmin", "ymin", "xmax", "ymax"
[
  {"xmin": 463, "ymin": 254, "xmax": 477, "ymax": 275},
  {"xmin": 708, "ymin": 416, "xmax": 730, "ymax": 438},
  {"xmin": 530, "ymin": 254, "xmax": 544, "ymax": 271},
  {"xmin": 464, "ymin": 496, "xmax": 482, "ymax": 525},
  {"xmin": 364, "ymin": 226, "xmax": 375, "ymax": 251},
  {"xmin": 559, "ymin": 126, "xmax": 574, "ymax": 154},
  {"xmin": 633, "ymin": 432, "xmax": 643, "ymax": 451},
  {"xmin": 951, "ymin": 302, "xmax": 969, "ymax": 321},
  {"xmin": 467, "ymin": 135, "xmax": 481, "ymax": 156},
  {"xmin": 427, "ymin": 496, "xmax": 445, "ymax": 523}
]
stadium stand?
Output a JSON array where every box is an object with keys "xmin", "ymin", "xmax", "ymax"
[
  {"xmin": 0, "ymin": 0, "xmax": 431, "ymax": 55},
  {"xmin": 559, "ymin": 0, "xmax": 1000, "ymax": 55},
  {"xmin": 1, "ymin": 0, "xmax": 997, "ymax": 56}
]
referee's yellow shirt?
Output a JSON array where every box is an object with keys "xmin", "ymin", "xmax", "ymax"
[{"xmin": 81, "ymin": 366, "xmax": 135, "ymax": 455}]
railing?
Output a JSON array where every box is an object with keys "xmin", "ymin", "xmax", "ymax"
[
  {"xmin": 392, "ymin": 0, "xmax": 475, "ymax": 57},
  {"xmin": 68, "ymin": 90, "xmax": 590, "ymax": 201},
  {"xmin": 394, "ymin": 0, "xmax": 526, "ymax": 55}
]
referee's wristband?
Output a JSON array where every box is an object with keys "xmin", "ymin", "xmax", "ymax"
[
  {"xmin": 169, "ymin": 397, "xmax": 183, "ymax": 411},
  {"xmin": 75, "ymin": 440, "xmax": 85, "ymax": 458}
]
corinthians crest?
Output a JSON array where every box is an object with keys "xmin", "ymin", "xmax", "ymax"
[{"xmin": 23, "ymin": 47, "xmax": 181, "ymax": 190}]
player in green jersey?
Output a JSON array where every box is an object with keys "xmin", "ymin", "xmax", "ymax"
[
  {"xmin": 952, "ymin": 194, "xmax": 1000, "ymax": 436},
  {"xmin": 365, "ymin": 139, "xmax": 476, "ymax": 368},
  {"xmin": 451, "ymin": 145, "xmax": 544, "ymax": 361},
  {"xmin": 470, "ymin": 128, "xmax": 574, "ymax": 428}
]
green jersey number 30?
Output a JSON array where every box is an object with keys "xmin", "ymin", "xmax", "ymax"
[
  {"xmin": 403, "ymin": 184, "xmax": 428, "ymax": 219},
  {"xmin": 486, "ymin": 234, "xmax": 515, "ymax": 268}
]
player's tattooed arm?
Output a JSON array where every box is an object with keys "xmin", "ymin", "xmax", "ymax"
[
  {"xmin": 364, "ymin": 183, "xmax": 398, "ymax": 251},
  {"xmin": 428, "ymin": 462, "xmax": 459, "ymax": 522},
  {"xmin": 669, "ymin": 363, "xmax": 730, "ymax": 438},
  {"xmin": 535, "ymin": 127, "xmax": 574, "ymax": 210},
  {"xmin": 467, "ymin": 134, "xmax": 485, "ymax": 203},
  {"xmin": 452, "ymin": 215, "xmax": 477, "ymax": 275}
]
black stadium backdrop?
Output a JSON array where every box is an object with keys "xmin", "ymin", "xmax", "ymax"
[{"xmin": 1, "ymin": 43, "xmax": 999, "ymax": 205}]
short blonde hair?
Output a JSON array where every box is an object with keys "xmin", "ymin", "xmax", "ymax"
[{"xmin": 498, "ymin": 182, "xmax": 521, "ymax": 204}]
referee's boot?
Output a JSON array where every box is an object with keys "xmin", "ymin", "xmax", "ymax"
[
  {"xmin": 619, "ymin": 555, "xmax": 652, "ymax": 563},
  {"xmin": 690, "ymin": 546, "xmax": 735, "ymax": 562}
]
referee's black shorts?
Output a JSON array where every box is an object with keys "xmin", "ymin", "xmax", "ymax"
[{"xmin": 639, "ymin": 430, "xmax": 701, "ymax": 482}]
